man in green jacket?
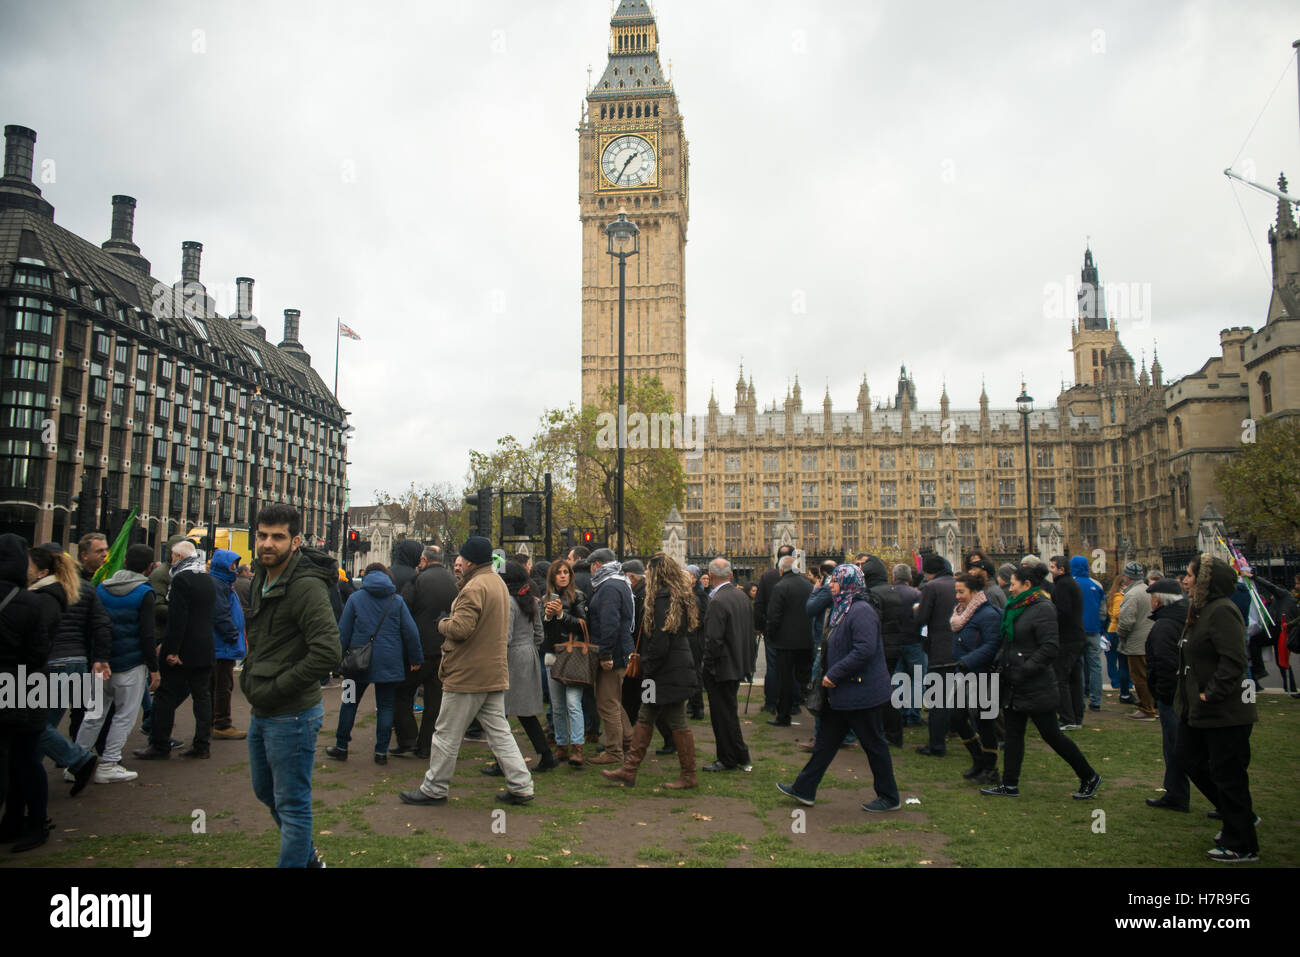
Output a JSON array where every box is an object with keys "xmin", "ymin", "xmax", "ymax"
[{"xmin": 240, "ymin": 504, "xmax": 340, "ymax": 868}]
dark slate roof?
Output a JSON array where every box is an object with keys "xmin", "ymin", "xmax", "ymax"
[
  {"xmin": 612, "ymin": 0, "xmax": 655, "ymax": 23},
  {"xmin": 592, "ymin": 53, "xmax": 669, "ymax": 98},
  {"xmin": 0, "ymin": 205, "xmax": 344, "ymax": 424}
]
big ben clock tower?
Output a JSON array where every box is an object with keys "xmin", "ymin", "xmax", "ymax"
[{"xmin": 580, "ymin": 0, "xmax": 689, "ymax": 413}]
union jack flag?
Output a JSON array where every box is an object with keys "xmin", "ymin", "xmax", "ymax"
[{"xmin": 338, "ymin": 320, "xmax": 361, "ymax": 341}]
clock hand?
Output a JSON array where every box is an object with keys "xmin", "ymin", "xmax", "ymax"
[{"xmin": 617, "ymin": 151, "xmax": 637, "ymax": 183}]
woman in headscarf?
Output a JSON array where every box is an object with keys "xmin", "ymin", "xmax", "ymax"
[
  {"xmin": 1174, "ymin": 554, "xmax": 1259, "ymax": 863},
  {"xmin": 981, "ymin": 563, "xmax": 1101, "ymax": 799},
  {"xmin": 776, "ymin": 563, "xmax": 900, "ymax": 812},
  {"xmin": 600, "ymin": 552, "xmax": 700, "ymax": 788}
]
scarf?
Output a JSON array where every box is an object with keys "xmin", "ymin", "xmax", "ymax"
[
  {"xmin": 1000, "ymin": 587, "xmax": 1049, "ymax": 643},
  {"xmin": 592, "ymin": 560, "xmax": 626, "ymax": 589},
  {"xmin": 826, "ymin": 563, "xmax": 865, "ymax": 634},
  {"xmin": 167, "ymin": 553, "xmax": 206, "ymax": 602},
  {"xmin": 949, "ymin": 589, "xmax": 988, "ymax": 634}
]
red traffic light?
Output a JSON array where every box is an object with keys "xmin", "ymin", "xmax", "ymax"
[
  {"xmin": 582, "ymin": 531, "xmax": 594, "ymax": 544},
  {"xmin": 348, "ymin": 530, "xmax": 360, "ymax": 543}
]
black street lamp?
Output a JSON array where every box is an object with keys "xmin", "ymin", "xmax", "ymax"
[
  {"xmin": 1016, "ymin": 383, "xmax": 1034, "ymax": 555},
  {"xmin": 247, "ymin": 387, "xmax": 266, "ymax": 552},
  {"xmin": 605, "ymin": 208, "xmax": 639, "ymax": 560}
]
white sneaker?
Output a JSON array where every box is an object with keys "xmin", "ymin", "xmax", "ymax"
[
  {"xmin": 94, "ymin": 762, "xmax": 138, "ymax": 783},
  {"xmin": 62, "ymin": 769, "xmax": 76, "ymax": 783}
]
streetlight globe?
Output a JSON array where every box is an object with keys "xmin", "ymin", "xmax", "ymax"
[
  {"xmin": 1016, "ymin": 385, "xmax": 1034, "ymax": 416},
  {"xmin": 605, "ymin": 208, "xmax": 639, "ymax": 254}
]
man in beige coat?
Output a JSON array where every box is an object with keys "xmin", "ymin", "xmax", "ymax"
[
  {"xmin": 1116, "ymin": 561, "xmax": 1157, "ymax": 719},
  {"xmin": 400, "ymin": 537, "xmax": 534, "ymax": 806}
]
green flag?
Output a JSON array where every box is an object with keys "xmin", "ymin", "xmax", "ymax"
[{"xmin": 92, "ymin": 506, "xmax": 139, "ymax": 585}]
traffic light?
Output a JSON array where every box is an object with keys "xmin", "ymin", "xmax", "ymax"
[
  {"xmin": 71, "ymin": 489, "xmax": 96, "ymax": 541},
  {"xmin": 560, "ymin": 527, "xmax": 574, "ymax": 551},
  {"xmin": 581, "ymin": 530, "xmax": 595, "ymax": 546},
  {"xmin": 465, "ymin": 491, "xmax": 481, "ymax": 536},
  {"xmin": 521, "ymin": 495, "xmax": 542, "ymax": 537},
  {"xmin": 325, "ymin": 520, "xmax": 338, "ymax": 552},
  {"xmin": 346, "ymin": 529, "xmax": 360, "ymax": 557}
]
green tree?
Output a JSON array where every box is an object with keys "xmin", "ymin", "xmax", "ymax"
[{"xmin": 1215, "ymin": 418, "xmax": 1300, "ymax": 544}]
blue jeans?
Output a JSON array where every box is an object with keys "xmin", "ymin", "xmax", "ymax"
[
  {"xmin": 335, "ymin": 681, "xmax": 397, "ymax": 755},
  {"xmin": 894, "ymin": 644, "xmax": 927, "ymax": 724},
  {"xmin": 1083, "ymin": 634, "xmax": 1103, "ymax": 708},
  {"xmin": 1104, "ymin": 633, "xmax": 1131, "ymax": 694},
  {"xmin": 547, "ymin": 673, "xmax": 585, "ymax": 747},
  {"xmin": 248, "ymin": 701, "xmax": 323, "ymax": 868},
  {"xmin": 41, "ymin": 658, "xmax": 96, "ymax": 771}
]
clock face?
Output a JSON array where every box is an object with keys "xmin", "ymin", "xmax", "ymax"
[{"xmin": 601, "ymin": 134, "xmax": 656, "ymax": 187}]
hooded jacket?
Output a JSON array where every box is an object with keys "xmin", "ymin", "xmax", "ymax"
[
  {"xmin": 340, "ymin": 569, "xmax": 423, "ymax": 685},
  {"xmin": 1069, "ymin": 555, "xmax": 1105, "ymax": 634},
  {"xmin": 390, "ymin": 539, "xmax": 423, "ymax": 595},
  {"xmin": 98, "ymin": 570, "xmax": 158, "ymax": 673},
  {"xmin": 240, "ymin": 546, "xmax": 341, "ymax": 718},
  {"xmin": 860, "ymin": 556, "xmax": 903, "ymax": 660},
  {"xmin": 0, "ymin": 534, "xmax": 58, "ymax": 729},
  {"xmin": 209, "ymin": 548, "xmax": 246, "ymax": 661},
  {"xmin": 1174, "ymin": 556, "xmax": 1257, "ymax": 728}
]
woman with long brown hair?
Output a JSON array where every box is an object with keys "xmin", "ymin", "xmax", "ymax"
[
  {"xmin": 601, "ymin": 552, "xmax": 699, "ymax": 789},
  {"xmin": 542, "ymin": 559, "xmax": 589, "ymax": 767}
]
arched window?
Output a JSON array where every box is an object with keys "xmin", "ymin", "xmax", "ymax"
[
  {"xmin": 1259, "ymin": 372, "xmax": 1273, "ymax": 414},
  {"xmin": 1174, "ymin": 416, "xmax": 1183, "ymax": 448}
]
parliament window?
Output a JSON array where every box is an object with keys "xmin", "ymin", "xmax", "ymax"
[
  {"xmin": 840, "ymin": 481, "xmax": 858, "ymax": 508},
  {"xmin": 998, "ymin": 479, "xmax": 1016, "ymax": 506},
  {"xmin": 685, "ymin": 485, "xmax": 702, "ymax": 510},
  {"xmin": 1075, "ymin": 446, "xmax": 1095, "ymax": 467},
  {"xmin": 960, "ymin": 518, "xmax": 978, "ymax": 540},
  {"xmin": 685, "ymin": 456, "xmax": 702, "ymax": 473},
  {"xmin": 919, "ymin": 480, "xmax": 936, "ymax": 508},
  {"xmin": 724, "ymin": 454, "xmax": 740, "ymax": 473},
  {"xmin": 879, "ymin": 450, "xmax": 896, "ymax": 470},
  {"xmin": 879, "ymin": 481, "xmax": 897, "ymax": 508},
  {"xmin": 724, "ymin": 483, "xmax": 741, "ymax": 510},
  {"xmin": 802, "ymin": 520, "xmax": 819, "ymax": 552},
  {"xmin": 880, "ymin": 519, "xmax": 898, "ymax": 547},
  {"xmin": 763, "ymin": 452, "xmax": 779, "ymax": 472},
  {"xmin": 762, "ymin": 482, "xmax": 780, "ymax": 510},
  {"xmin": 801, "ymin": 452, "xmax": 818, "ymax": 471},
  {"xmin": 1035, "ymin": 448, "xmax": 1054, "ymax": 468},
  {"xmin": 725, "ymin": 522, "xmax": 741, "ymax": 555},
  {"xmin": 997, "ymin": 450, "xmax": 1014, "ymax": 468},
  {"xmin": 841, "ymin": 520, "xmax": 859, "ymax": 553},
  {"xmin": 957, "ymin": 450, "xmax": 974, "ymax": 469},
  {"xmin": 959, "ymin": 479, "xmax": 976, "ymax": 508},
  {"xmin": 1036, "ymin": 478, "xmax": 1055, "ymax": 505},
  {"xmin": 801, "ymin": 482, "xmax": 819, "ymax": 509},
  {"xmin": 839, "ymin": 451, "xmax": 857, "ymax": 470},
  {"xmin": 917, "ymin": 450, "xmax": 935, "ymax": 469}
]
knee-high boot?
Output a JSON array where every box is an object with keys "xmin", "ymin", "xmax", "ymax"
[
  {"xmin": 663, "ymin": 729, "xmax": 696, "ymax": 790},
  {"xmin": 972, "ymin": 747, "xmax": 1000, "ymax": 786},
  {"xmin": 601, "ymin": 722, "xmax": 653, "ymax": 786}
]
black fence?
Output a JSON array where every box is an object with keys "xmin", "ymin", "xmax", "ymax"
[{"xmin": 1161, "ymin": 546, "xmax": 1300, "ymax": 589}]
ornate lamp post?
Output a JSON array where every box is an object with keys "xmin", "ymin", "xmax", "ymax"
[
  {"xmin": 1016, "ymin": 383, "xmax": 1034, "ymax": 555},
  {"xmin": 605, "ymin": 208, "xmax": 639, "ymax": 560}
]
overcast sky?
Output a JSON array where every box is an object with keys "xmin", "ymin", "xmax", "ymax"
[{"xmin": 3, "ymin": 1, "xmax": 1297, "ymax": 504}]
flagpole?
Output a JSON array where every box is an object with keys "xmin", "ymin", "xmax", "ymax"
[{"xmin": 334, "ymin": 318, "xmax": 340, "ymax": 398}]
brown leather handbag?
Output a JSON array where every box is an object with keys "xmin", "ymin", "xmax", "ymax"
[
  {"xmin": 551, "ymin": 618, "xmax": 600, "ymax": 686},
  {"xmin": 625, "ymin": 615, "xmax": 644, "ymax": 679}
]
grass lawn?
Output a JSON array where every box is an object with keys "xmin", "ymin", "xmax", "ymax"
[{"xmin": 6, "ymin": 688, "xmax": 1297, "ymax": 868}]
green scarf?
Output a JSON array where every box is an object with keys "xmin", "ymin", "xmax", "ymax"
[{"xmin": 1000, "ymin": 587, "xmax": 1048, "ymax": 643}]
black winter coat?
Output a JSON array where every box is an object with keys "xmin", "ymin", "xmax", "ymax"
[
  {"xmin": 765, "ymin": 571, "xmax": 813, "ymax": 650},
  {"xmin": 916, "ymin": 574, "xmax": 958, "ymax": 665},
  {"xmin": 640, "ymin": 590, "xmax": 699, "ymax": 704},
  {"xmin": 1050, "ymin": 572, "xmax": 1085, "ymax": 648},
  {"xmin": 47, "ymin": 573, "xmax": 112, "ymax": 663},
  {"xmin": 0, "ymin": 535, "xmax": 58, "ymax": 730},
  {"xmin": 860, "ymin": 557, "xmax": 903, "ymax": 660},
  {"xmin": 1174, "ymin": 560, "xmax": 1256, "ymax": 729},
  {"xmin": 390, "ymin": 540, "xmax": 422, "ymax": 595},
  {"xmin": 543, "ymin": 592, "xmax": 588, "ymax": 654},
  {"xmin": 162, "ymin": 571, "xmax": 217, "ymax": 666},
  {"xmin": 402, "ymin": 563, "xmax": 458, "ymax": 658},
  {"xmin": 996, "ymin": 596, "xmax": 1060, "ymax": 713},
  {"xmin": 1144, "ymin": 601, "xmax": 1186, "ymax": 707}
]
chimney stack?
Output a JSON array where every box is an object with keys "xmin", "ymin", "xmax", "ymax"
[
  {"xmin": 278, "ymin": 309, "xmax": 312, "ymax": 367},
  {"xmin": 101, "ymin": 195, "xmax": 151, "ymax": 274},
  {"xmin": 181, "ymin": 241, "xmax": 203, "ymax": 284},
  {"xmin": 235, "ymin": 277, "xmax": 254, "ymax": 317},
  {"xmin": 110, "ymin": 195, "xmax": 136, "ymax": 242},
  {"xmin": 282, "ymin": 308, "xmax": 301, "ymax": 343},
  {"xmin": 3, "ymin": 125, "xmax": 36, "ymax": 181},
  {"xmin": 0, "ymin": 124, "xmax": 54, "ymax": 218}
]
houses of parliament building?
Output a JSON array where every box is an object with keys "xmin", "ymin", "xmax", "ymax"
[{"xmin": 580, "ymin": 2, "xmax": 1300, "ymax": 567}]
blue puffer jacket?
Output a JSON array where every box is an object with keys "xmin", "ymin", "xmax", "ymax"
[
  {"xmin": 339, "ymin": 570, "xmax": 423, "ymax": 685},
  {"xmin": 210, "ymin": 549, "xmax": 246, "ymax": 661},
  {"xmin": 1070, "ymin": 555, "xmax": 1104, "ymax": 634},
  {"xmin": 954, "ymin": 601, "xmax": 1001, "ymax": 673},
  {"xmin": 824, "ymin": 598, "xmax": 892, "ymax": 711},
  {"xmin": 805, "ymin": 582, "xmax": 832, "ymax": 645}
]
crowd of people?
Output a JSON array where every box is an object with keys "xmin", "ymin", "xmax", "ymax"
[{"xmin": 0, "ymin": 503, "xmax": 1288, "ymax": 865}]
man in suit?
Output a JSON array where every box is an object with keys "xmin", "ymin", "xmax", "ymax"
[
  {"xmin": 765, "ymin": 555, "xmax": 813, "ymax": 727},
  {"xmin": 135, "ymin": 539, "xmax": 216, "ymax": 759},
  {"xmin": 701, "ymin": 557, "xmax": 756, "ymax": 772}
]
